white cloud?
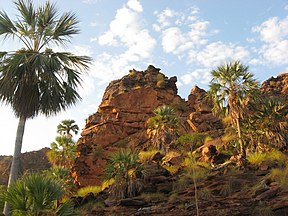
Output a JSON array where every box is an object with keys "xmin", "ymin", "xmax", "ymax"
[
  {"xmin": 252, "ymin": 17, "xmax": 288, "ymax": 43},
  {"xmin": 162, "ymin": 27, "xmax": 185, "ymax": 53},
  {"xmin": 180, "ymin": 42, "xmax": 250, "ymax": 86},
  {"xmin": 156, "ymin": 8, "xmax": 176, "ymax": 29},
  {"xmin": 92, "ymin": 0, "xmax": 155, "ymax": 85},
  {"xmin": 127, "ymin": 0, "xmax": 143, "ymax": 12},
  {"xmin": 180, "ymin": 68, "xmax": 211, "ymax": 86},
  {"xmin": 252, "ymin": 16, "xmax": 288, "ymax": 66},
  {"xmin": 188, "ymin": 41, "xmax": 250, "ymax": 68},
  {"xmin": 285, "ymin": 5, "xmax": 288, "ymax": 10},
  {"xmin": 261, "ymin": 40, "xmax": 288, "ymax": 65},
  {"xmin": 155, "ymin": 7, "xmax": 213, "ymax": 55},
  {"xmin": 98, "ymin": 3, "xmax": 156, "ymax": 57},
  {"xmin": 98, "ymin": 31, "xmax": 117, "ymax": 46},
  {"xmin": 88, "ymin": 53, "xmax": 137, "ymax": 86}
]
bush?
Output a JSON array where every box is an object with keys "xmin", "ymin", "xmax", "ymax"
[
  {"xmin": 176, "ymin": 133, "xmax": 206, "ymax": 152},
  {"xmin": 248, "ymin": 150, "xmax": 288, "ymax": 168},
  {"xmin": 269, "ymin": 166, "xmax": 288, "ymax": 188},
  {"xmin": 0, "ymin": 173, "xmax": 75, "ymax": 215},
  {"xmin": 138, "ymin": 150, "xmax": 160, "ymax": 164},
  {"xmin": 104, "ymin": 149, "xmax": 144, "ymax": 199}
]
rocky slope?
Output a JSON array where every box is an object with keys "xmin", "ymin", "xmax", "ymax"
[
  {"xmin": 0, "ymin": 148, "xmax": 51, "ymax": 185},
  {"xmin": 72, "ymin": 65, "xmax": 222, "ymax": 186},
  {"xmin": 261, "ymin": 72, "xmax": 288, "ymax": 97}
]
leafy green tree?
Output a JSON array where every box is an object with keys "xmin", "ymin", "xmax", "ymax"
[
  {"xmin": 0, "ymin": 173, "xmax": 76, "ymax": 216},
  {"xmin": 57, "ymin": 119, "xmax": 79, "ymax": 137},
  {"xmin": 208, "ymin": 61, "xmax": 259, "ymax": 159},
  {"xmin": 147, "ymin": 105, "xmax": 179, "ymax": 152},
  {"xmin": 0, "ymin": 1, "xmax": 91, "ymax": 213},
  {"xmin": 47, "ymin": 135, "xmax": 77, "ymax": 169},
  {"xmin": 104, "ymin": 149, "xmax": 144, "ymax": 199},
  {"xmin": 176, "ymin": 132, "xmax": 206, "ymax": 153}
]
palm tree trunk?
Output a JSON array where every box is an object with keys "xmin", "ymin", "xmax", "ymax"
[
  {"xmin": 236, "ymin": 118, "xmax": 246, "ymax": 158},
  {"xmin": 192, "ymin": 167, "xmax": 199, "ymax": 216},
  {"xmin": 3, "ymin": 116, "xmax": 26, "ymax": 216}
]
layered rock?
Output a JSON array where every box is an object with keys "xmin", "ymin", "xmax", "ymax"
[
  {"xmin": 261, "ymin": 72, "xmax": 288, "ymax": 97},
  {"xmin": 187, "ymin": 86, "xmax": 222, "ymax": 133},
  {"xmin": 72, "ymin": 65, "xmax": 182, "ymax": 186},
  {"xmin": 72, "ymin": 66, "xmax": 223, "ymax": 186}
]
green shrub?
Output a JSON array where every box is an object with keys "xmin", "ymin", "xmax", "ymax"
[
  {"xmin": 0, "ymin": 173, "xmax": 75, "ymax": 215},
  {"xmin": 269, "ymin": 166, "xmax": 288, "ymax": 188},
  {"xmin": 104, "ymin": 149, "xmax": 144, "ymax": 199},
  {"xmin": 247, "ymin": 152, "xmax": 267, "ymax": 166},
  {"xmin": 176, "ymin": 133, "xmax": 206, "ymax": 152},
  {"xmin": 248, "ymin": 150, "xmax": 288, "ymax": 168},
  {"xmin": 138, "ymin": 150, "xmax": 160, "ymax": 164}
]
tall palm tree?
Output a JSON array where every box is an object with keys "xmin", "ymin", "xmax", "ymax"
[
  {"xmin": 147, "ymin": 105, "xmax": 179, "ymax": 152},
  {"xmin": 0, "ymin": 1, "xmax": 91, "ymax": 214},
  {"xmin": 207, "ymin": 61, "xmax": 259, "ymax": 159},
  {"xmin": 57, "ymin": 119, "xmax": 79, "ymax": 137}
]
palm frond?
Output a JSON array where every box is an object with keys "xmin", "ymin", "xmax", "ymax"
[{"xmin": 0, "ymin": 10, "xmax": 17, "ymax": 39}]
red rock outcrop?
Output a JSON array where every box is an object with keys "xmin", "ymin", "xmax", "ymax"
[
  {"xmin": 0, "ymin": 148, "xmax": 51, "ymax": 185},
  {"xmin": 187, "ymin": 85, "xmax": 222, "ymax": 133},
  {"xmin": 72, "ymin": 66, "xmax": 224, "ymax": 186},
  {"xmin": 72, "ymin": 65, "xmax": 183, "ymax": 186},
  {"xmin": 261, "ymin": 72, "xmax": 288, "ymax": 97}
]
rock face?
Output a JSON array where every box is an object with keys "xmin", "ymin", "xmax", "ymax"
[
  {"xmin": 187, "ymin": 85, "xmax": 222, "ymax": 133},
  {"xmin": 261, "ymin": 73, "xmax": 288, "ymax": 97},
  {"xmin": 72, "ymin": 66, "xmax": 183, "ymax": 186},
  {"xmin": 0, "ymin": 148, "xmax": 51, "ymax": 185}
]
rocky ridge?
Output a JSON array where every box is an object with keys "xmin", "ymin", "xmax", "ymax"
[
  {"xmin": 72, "ymin": 65, "xmax": 223, "ymax": 186},
  {"xmin": 0, "ymin": 148, "xmax": 51, "ymax": 185}
]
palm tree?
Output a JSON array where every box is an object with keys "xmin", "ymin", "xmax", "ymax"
[
  {"xmin": 57, "ymin": 119, "xmax": 79, "ymax": 137},
  {"xmin": 207, "ymin": 61, "xmax": 259, "ymax": 159},
  {"xmin": 47, "ymin": 135, "xmax": 77, "ymax": 169},
  {"xmin": 249, "ymin": 97, "xmax": 288, "ymax": 150},
  {"xmin": 147, "ymin": 105, "xmax": 179, "ymax": 152},
  {"xmin": 0, "ymin": 173, "xmax": 76, "ymax": 216},
  {"xmin": 104, "ymin": 149, "xmax": 144, "ymax": 199},
  {"xmin": 0, "ymin": 1, "xmax": 91, "ymax": 214}
]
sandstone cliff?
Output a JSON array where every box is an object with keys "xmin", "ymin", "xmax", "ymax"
[
  {"xmin": 261, "ymin": 72, "xmax": 288, "ymax": 97},
  {"xmin": 72, "ymin": 65, "xmax": 221, "ymax": 186}
]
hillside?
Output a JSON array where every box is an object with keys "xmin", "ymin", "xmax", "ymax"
[{"xmin": 1, "ymin": 66, "xmax": 287, "ymax": 216}]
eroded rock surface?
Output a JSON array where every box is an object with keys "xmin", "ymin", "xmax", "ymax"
[{"xmin": 72, "ymin": 65, "xmax": 183, "ymax": 186}]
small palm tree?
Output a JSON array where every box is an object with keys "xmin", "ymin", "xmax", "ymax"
[
  {"xmin": 47, "ymin": 136, "xmax": 77, "ymax": 169},
  {"xmin": 0, "ymin": 173, "xmax": 76, "ymax": 216},
  {"xmin": 0, "ymin": 1, "xmax": 91, "ymax": 213},
  {"xmin": 44, "ymin": 166, "xmax": 75, "ymax": 197},
  {"xmin": 57, "ymin": 119, "xmax": 79, "ymax": 137},
  {"xmin": 249, "ymin": 97, "xmax": 288, "ymax": 150},
  {"xmin": 104, "ymin": 149, "xmax": 144, "ymax": 199},
  {"xmin": 147, "ymin": 105, "xmax": 179, "ymax": 152},
  {"xmin": 208, "ymin": 61, "xmax": 259, "ymax": 159}
]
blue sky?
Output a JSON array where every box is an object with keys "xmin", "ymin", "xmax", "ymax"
[{"xmin": 0, "ymin": 0, "xmax": 287, "ymax": 155}]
